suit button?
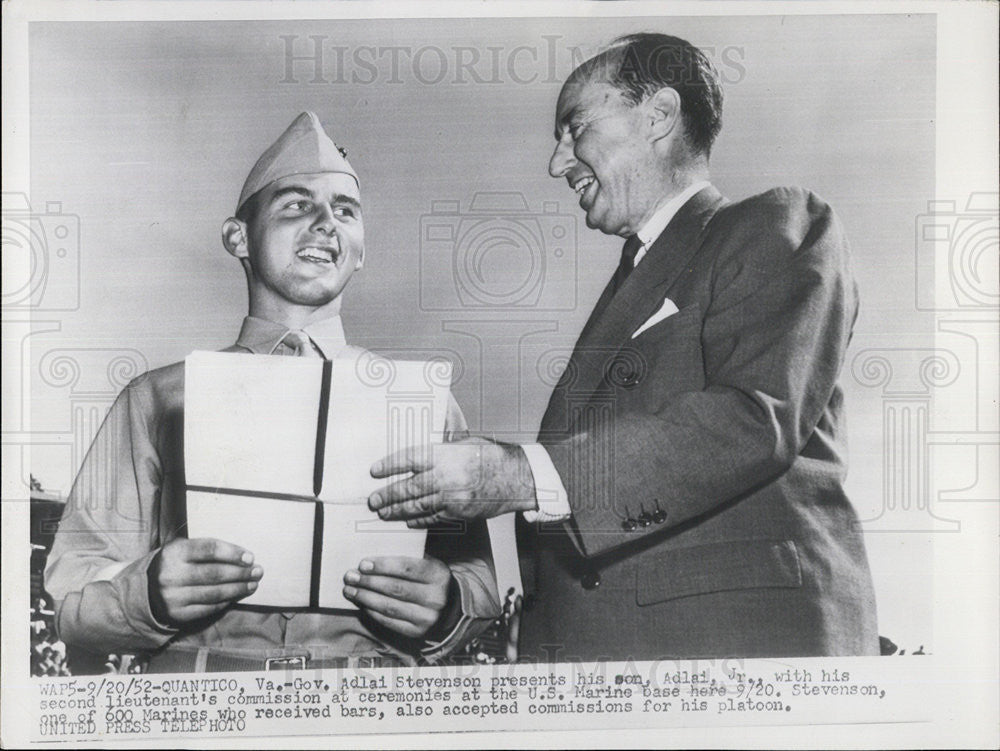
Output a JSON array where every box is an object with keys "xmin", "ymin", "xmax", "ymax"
[
  {"xmin": 621, "ymin": 517, "xmax": 638, "ymax": 531},
  {"xmin": 620, "ymin": 371, "xmax": 640, "ymax": 388},
  {"xmin": 652, "ymin": 500, "xmax": 667, "ymax": 524},
  {"xmin": 580, "ymin": 571, "xmax": 600, "ymax": 590}
]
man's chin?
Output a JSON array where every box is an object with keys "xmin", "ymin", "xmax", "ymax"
[
  {"xmin": 583, "ymin": 211, "xmax": 619, "ymax": 236},
  {"xmin": 281, "ymin": 283, "xmax": 347, "ymax": 309}
]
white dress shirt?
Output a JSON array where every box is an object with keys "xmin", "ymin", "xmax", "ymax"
[{"xmin": 522, "ymin": 181, "xmax": 711, "ymax": 522}]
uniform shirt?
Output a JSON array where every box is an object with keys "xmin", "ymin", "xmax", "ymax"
[{"xmin": 44, "ymin": 315, "xmax": 499, "ymax": 668}]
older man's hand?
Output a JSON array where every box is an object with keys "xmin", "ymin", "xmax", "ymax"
[{"xmin": 368, "ymin": 437, "xmax": 537, "ymax": 526}]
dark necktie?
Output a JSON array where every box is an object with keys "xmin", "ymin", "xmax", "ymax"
[{"xmin": 611, "ymin": 234, "xmax": 643, "ymax": 294}]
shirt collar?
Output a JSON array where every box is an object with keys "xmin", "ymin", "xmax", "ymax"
[
  {"xmin": 235, "ymin": 315, "xmax": 348, "ymax": 358},
  {"xmin": 634, "ymin": 180, "xmax": 712, "ymax": 267}
]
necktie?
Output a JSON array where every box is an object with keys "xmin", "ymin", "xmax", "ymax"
[
  {"xmin": 611, "ymin": 235, "xmax": 643, "ymax": 294},
  {"xmin": 282, "ymin": 330, "xmax": 321, "ymax": 358}
]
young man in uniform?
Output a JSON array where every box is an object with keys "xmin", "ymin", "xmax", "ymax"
[{"xmin": 45, "ymin": 112, "xmax": 499, "ymax": 672}]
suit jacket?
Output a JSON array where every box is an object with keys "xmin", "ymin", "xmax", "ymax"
[{"xmin": 518, "ymin": 185, "xmax": 879, "ymax": 661}]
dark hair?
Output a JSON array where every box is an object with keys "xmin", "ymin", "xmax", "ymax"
[
  {"xmin": 574, "ymin": 33, "xmax": 724, "ymax": 156},
  {"xmin": 235, "ymin": 191, "xmax": 260, "ymax": 226}
]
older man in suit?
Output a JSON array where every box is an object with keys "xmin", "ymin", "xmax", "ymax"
[{"xmin": 370, "ymin": 33, "xmax": 879, "ymax": 659}]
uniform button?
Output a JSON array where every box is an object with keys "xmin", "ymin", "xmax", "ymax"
[
  {"xmin": 580, "ymin": 571, "xmax": 601, "ymax": 590},
  {"xmin": 621, "ymin": 517, "xmax": 637, "ymax": 531},
  {"xmin": 637, "ymin": 505, "xmax": 652, "ymax": 527},
  {"xmin": 653, "ymin": 500, "xmax": 667, "ymax": 524}
]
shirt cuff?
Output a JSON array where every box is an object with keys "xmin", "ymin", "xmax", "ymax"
[
  {"xmin": 520, "ymin": 443, "xmax": 571, "ymax": 523},
  {"xmin": 419, "ymin": 574, "xmax": 482, "ymax": 663}
]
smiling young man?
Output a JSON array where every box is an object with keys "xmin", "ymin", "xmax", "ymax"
[
  {"xmin": 368, "ymin": 34, "xmax": 879, "ymax": 660},
  {"xmin": 44, "ymin": 112, "xmax": 499, "ymax": 672}
]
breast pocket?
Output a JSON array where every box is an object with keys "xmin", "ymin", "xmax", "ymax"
[
  {"xmin": 631, "ymin": 302, "xmax": 701, "ymax": 347},
  {"xmin": 615, "ymin": 304, "xmax": 705, "ymax": 407}
]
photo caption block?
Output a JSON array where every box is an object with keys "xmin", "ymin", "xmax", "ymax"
[{"xmin": 32, "ymin": 657, "xmax": 925, "ymax": 741}]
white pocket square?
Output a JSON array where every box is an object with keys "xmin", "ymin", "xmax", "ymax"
[{"xmin": 631, "ymin": 297, "xmax": 680, "ymax": 339}]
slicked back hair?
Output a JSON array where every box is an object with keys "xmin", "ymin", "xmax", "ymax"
[{"xmin": 571, "ymin": 33, "xmax": 724, "ymax": 157}]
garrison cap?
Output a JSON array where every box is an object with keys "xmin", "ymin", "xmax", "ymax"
[{"xmin": 237, "ymin": 111, "xmax": 357, "ymax": 213}]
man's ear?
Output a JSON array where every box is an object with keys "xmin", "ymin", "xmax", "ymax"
[
  {"xmin": 647, "ymin": 86, "xmax": 682, "ymax": 143},
  {"xmin": 222, "ymin": 217, "xmax": 249, "ymax": 259}
]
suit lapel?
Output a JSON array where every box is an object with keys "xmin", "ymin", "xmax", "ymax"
[{"xmin": 541, "ymin": 186, "xmax": 726, "ymax": 434}]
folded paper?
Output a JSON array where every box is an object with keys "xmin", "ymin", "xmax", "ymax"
[{"xmin": 184, "ymin": 350, "xmax": 451, "ymax": 609}]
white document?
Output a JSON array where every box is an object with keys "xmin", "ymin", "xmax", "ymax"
[
  {"xmin": 186, "ymin": 490, "xmax": 315, "ymax": 608},
  {"xmin": 184, "ymin": 351, "xmax": 320, "ymax": 497},
  {"xmin": 322, "ymin": 356, "xmax": 451, "ymax": 502},
  {"xmin": 317, "ymin": 504, "xmax": 428, "ymax": 610},
  {"xmin": 183, "ymin": 350, "xmax": 451, "ymax": 609}
]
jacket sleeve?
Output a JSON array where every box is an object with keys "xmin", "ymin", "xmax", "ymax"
[
  {"xmin": 43, "ymin": 382, "xmax": 178, "ymax": 654},
  {"xmin": 541, "ymin": 188, "xmax": 859, "ymax": 557},
  {"xmin": 419, "ymin": 392, "xmax": 501, "ymax": 661}
]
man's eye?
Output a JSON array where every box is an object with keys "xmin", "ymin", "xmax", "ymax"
[
  {"xmin": 568, "ymin": 122, "xmax": 587, "ymax": 139},
  {"xmin": 334, "ymin": 206, "xmax": 356, "ymax": 219},
  {"xmin": 286, "ymin": 200, "xmax": 311, "ymax": 212}
]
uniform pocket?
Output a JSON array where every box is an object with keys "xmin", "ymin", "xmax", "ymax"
[{"xmin": 635, "ymin": 539, "xmax": 802, "ymax": 606}]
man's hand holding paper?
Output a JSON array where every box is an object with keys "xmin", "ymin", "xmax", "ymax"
[
  {"xmin": 342, "ymin": 556, "xmax": 456, "ymax": 639},
  {"xmin": 148, "ymin": 538, "xmax": 264, "ymax": 627}
]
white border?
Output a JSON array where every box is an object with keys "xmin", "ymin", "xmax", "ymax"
[{"xmin": 2, "ymin": 1, "xmax": 997, "ymax": 748}]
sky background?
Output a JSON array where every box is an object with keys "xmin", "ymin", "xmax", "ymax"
[{"xmin": 21, "ymin": 14, "xmax": 942, "ymax": 649}]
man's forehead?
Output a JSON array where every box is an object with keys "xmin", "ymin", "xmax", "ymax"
[
  {"xmin": 555, "ymin": 77, "xmax": 625, "ymax": 126},
  {"xmin": 264, "ymin": 172, "xmax": 361, "ymax": 201}
]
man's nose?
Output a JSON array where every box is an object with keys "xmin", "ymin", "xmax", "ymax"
[
  {"xmin": 548, "ymin": 138, "xmax": 574, "ymax": 178},
  {"xmin": 310, "ymin": 204, "xmax": 336, "ymax": 234}
]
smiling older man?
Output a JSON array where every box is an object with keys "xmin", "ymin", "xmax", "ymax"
[{"xmin": 369, "ymin": 34, "xmax": 879, "ymax": 660}]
